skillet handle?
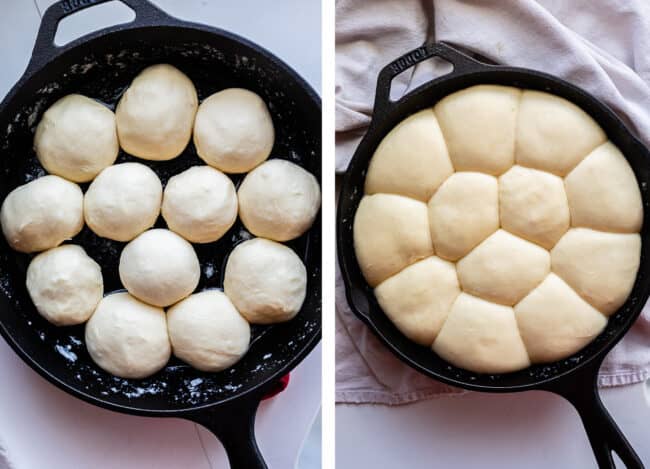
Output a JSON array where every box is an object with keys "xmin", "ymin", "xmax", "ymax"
[
  {"xmin": 27, "ymin": 0, "xmax": 174, "ymax": 73},
  {"xmin": 184, "ymin": 393, "xmax": 268, "ymax": 469},
  {"xmin": 543, "ymin": 358, "xmax": 644, "ymax": 469},
  {"xmin": 373, "ymin": 42, "xmax": 486, "ymax": 117}
]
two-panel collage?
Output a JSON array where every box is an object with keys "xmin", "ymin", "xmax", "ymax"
[{"xmin": 1, "ymin": 0, "xmax": 650, "ymax": 468}]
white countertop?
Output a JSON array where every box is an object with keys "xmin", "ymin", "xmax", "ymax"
[{"xmin": 0, "ymin": 1, "xmax": 321, "ymax": 468}]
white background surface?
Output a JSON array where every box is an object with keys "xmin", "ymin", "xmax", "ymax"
[{"xmin": 0, "ymin": 1, "xmax": 321, "ymax": 468}]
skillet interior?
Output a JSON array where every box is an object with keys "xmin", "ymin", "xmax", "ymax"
[
  {"xmin": 0, "ymin": 24, "xmax": 321, "ymax": 413},
  {"xmin": 337, "ymin": 65, "xmax": 650, "ymax": 392}
]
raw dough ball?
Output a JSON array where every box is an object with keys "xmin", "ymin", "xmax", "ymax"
[
  {"xmin": 516, "ymin": 90, "xmax": 606, "ymax": 176},
  {"xmin": 224, "ymin": 238, "xmax": 306, "ymax": 324},
  {"xmin": 85, "ymin": 292, "xmax": 171, "ymax": 379},
  {"xmin": 167, "ymin": 290, "xmax": 250, "ymax": 372},
  {"xmin": 119, "ymin": 229, "xmax": 200, "ymax": 307},
  {"xmin": 499, "ymin": 165, "xmax": 570, "ymax": 249},
  {"xmin": 433, "ymin": 293, "xmax": 530, "ymax": 374},
  {"xmin": 354, "ymin": 194, "xmax": 433, "ymax": 287},
  {"xmin": 84, "ymin": 162, "xmax": 162, "ymax": 242},
  {"xmin": 375, "ymin": 256, "xmax": 460, "ymax": 346},
  {"xmin": 26, "ymin": 244, "xmax": 103, "ymax": 326},
  {"xmin": 428, "ymin": 172, "xmax": 499, "ymax": 261},
  {"xmin": 162, "ymin": 166, "xmax": 237, "ymax": 243},
  {"xmin": 565, "ymin": 142, "xmax": 642, "ymax": 233},
  {"xmin": 1, "ymin": 175, "xmax": 83, "ymax": 253},
  {"xmin": 515, "ymin": 273, "xmax": 607, "ymax": 363},
  {"xmin": 457, "ymin": 229, "xmax": 550, "ymax": 306},
  {"xmin": 365, "ymin": 109, "xmax": 453, "ymax": 201},
  {"xmin": 238, "ymin": 159, "xmax": 320, "ymax": 242},
  {"xmin": 194, "ymin": 88, "xmax": 274, "ymax": 173},
  {"xmin": 551, "ymin": 228, "xmax": 640, "ymax": 315},
  {"xmin": 434, "ymin": 85, "xmax": 520, "ymax": 175},
  {"xmin": 116, "ymin": 64, "xmax": 198, "ymax": 160},
  {"xmin": 34, "ymin": 94, "xmax": 118, "ymax": 183}
]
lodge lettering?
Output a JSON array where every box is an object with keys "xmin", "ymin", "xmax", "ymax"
[
  {"xmin": 61, "ymin": 0, "xmax": 100, "ymax": 14},
  {"xmin": 388, "ymin": 47, "xmax": 426, "ymax": 75}
]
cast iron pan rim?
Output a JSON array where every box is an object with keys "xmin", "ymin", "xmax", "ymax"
[
  {"xmin": 337, "ymin": 53, "xmax": 649, "ymax": 393},
  {"xmin": 0, "ymin": 13, "xmax": 321, "ymax": 415}
]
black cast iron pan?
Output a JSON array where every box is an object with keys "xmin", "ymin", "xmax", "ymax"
[
  {"xmin": 0, "ymin": 1, "xmax": 321, "ymax": 468},
  {"xmin": 337, "ymin": 41, "xmax": 650, "ymax": 469}
]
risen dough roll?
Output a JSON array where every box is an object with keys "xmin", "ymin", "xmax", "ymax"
[
  {"xmin": 516, "ymin": 90, "xmax": 606, "ymax": 175},
  {"xmin": 551, "ymin": 228, "xmax": 640, "ymax": 315},
  {"xmin": 116, "ymin": 64, "xmax": 198, "ymax": 160},
  {"xmin": 119, "ymin": 229, "xmax": 200, "ymax": 307},
  {"xmin": 224, "ymin": 238, "xmax": 306, "ymax": 324},
  {"xmin": 365, "ymin": 109, "xmax": 453, "ymax": 201},
  {"xmin": 375, "ymin": 256, "xmax": 460, "ymax": 346},
  {"xmin": 565, "ymin": 142, "xmax": 642, "ymax": 233},
  {"xmin": 515, "ymin": 273, "xmax": 607, "ymax": 363},
  {"xmin": 1, "ymin": 175, "xmax": 83, "ymax": 253},
  {"xmin": 167, "ymin": 290, "xmax": 250, "ymax": 372},
  {"xmin": 499, "ymin": 165, "xmax": 570, "ymax": 249},
  {"xmin": 85, "ymin": 292, "xmax": 171, "ymax": 379},
  {"xmin": 84, "ymin": 162, "xmax": 162, "ymax": 242},
  {"xmin": 194, "ymin": 88, "xmax": 274, "ymax": 173},
  {"xmin": 26, "ymin": 244, "xmax": 103, "ymax": 326},
  {"xmin": 237, "ymin": 159, "xmax": 320, "ymax": 242},
  {"xmin": 457, "ymin": 230, "xmax": 550, "ymax": 306},
  {"xmin": 162, "ymin": 166, "xmax": 237, "ymax": 243},
  {"xmin": 34, "ymin": 94, "xmax": 118, "ymax": 183},
  {"xmin": 433, "ymin": 293, "xmax": 530, "ymax": 374},
  {"xmin": 434, "ymin": 85, "xmax": 520, "ymax": 175},
  {"xmin": 427, "ymin": 172, "xmax": 499, "ymax": 261},
  {"xmin": 354, "ymin": 194, "xmax": 433, "ymax": 287}
]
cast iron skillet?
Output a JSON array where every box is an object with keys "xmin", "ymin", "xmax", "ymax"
[
  {"xmin": 337, "ymin": 42, "xmax": 650, "ymax": 469},
  {"xmin": 0, "ymin": 1, "xmax": 321, "ymax": 468}
]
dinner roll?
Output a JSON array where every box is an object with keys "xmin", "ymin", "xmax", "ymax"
[
  {"xmin": 85, "ymin": 292, "xmax": 171, "ymax": 379},
  {"xmin": 162, "ymin": 166, "xmax": 237, "ymax": 243},
  {"xmin": 34, "ymin": 94, "xmax": 118, "ymax": 182},
  {"xmin": 26, "ymin": 244, "xmax": 103, "ymax": 326},
  {"xmin": 194, "ymin": 88, "xmax": 274, "ymax": 173},
  {"xmin": 224, "ymin": 238, "xmax": 306, "ymax": 324},
  {"xmin": 167, "ymin": 290, "xmax": 250, "ymax": 372},
  {"xmin": 116, "ymin": 64, "xmax": 198, "ymax": 160},
  {"xmin": 84, "ymin": 162, "xmax": 162, "ymax": 242},
  {"xmin": 1, "ymin": 175, "xmax": 83, "ymax": 253},
  {"xmin": 119, "ymin": 229, "xmax": 200, "ymax": 307},
  {"xmin": 238, "ymin": 159, "xmax": 320, "ymax": 242}
]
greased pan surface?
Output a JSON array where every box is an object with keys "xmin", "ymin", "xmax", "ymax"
[{"xmin": 337, "ymin": 42, "xmax": 649, "ymax": 469}]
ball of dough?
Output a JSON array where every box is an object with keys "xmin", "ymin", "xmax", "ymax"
[
  {"xmin": 34, "ymin": 94, "xmax": 119, "ymax": 183},
  {"xmin": 565, "ymin": 142, "xmax": 642, "ymax": 233},
  {"xmin": 119, "ymin": 229, "xmax": 200, "ymax": 307},
  {"xmin": 427, "ymin": 172, "xmax": 499, "ymax": 261},
  {"xmin": 551, "ymin": 228, "xmax": 640, "ymax": 315},
  {"xmin": 457, "ymin": 229, "xmax": 550, "ymax": 306},
  {"xmin": 116, "ymin": 64, "xmax": 198, "ymax": 160},
  {"xmin": 26, "ymin": 244, "xmax": 103, "ymax": 326},
  {"xmin": 365, "ymin": 109, "xmax": 453, "ymax": 201},
  {"xmin": 375, "ymin": 256, "xmax": 460, "ymax": 346},
  {"xmin": 238, "ymin": 159, "xmax": 320, "ymax": 242},
  {"xmin": 224, "ymin": 238, "xmax": 306, "ymax": 324},
  {"xmin": 1, "ymin": 175, "xmax": 83, "ymax": 253},
  {"xmin": 194, "ymin": 88, "xmax": 274, "ymax": 173},
  {"xmin": 162, "ymin": 166, "xmax": 237, "ymax": 243},
  {"xmin": 434, "ymin": 85, "xmax": 520, "ymax": 175},
  {"xmin": 516, "ymin": 90, "xmax": 606, "ymax": 176},
  {"xmin": 354, "ymin": 194, "xmax": 433, "ymax": 287},
  {"xmin": 515, "ymin": 273, "xmax": 607, "ymax": 363},
  {"xmin": 499, "ymin": 165, "xmax": 570, "ymax": 249},
  {"xmin": 167, "ymin": 290, "xmax": 250, "ymax": 372},
  {"xmin": 84, "ymin": 163, "xmax": 162, "ymax": 242},
  {"xmin": 433, "ymin": 293, "xmax": 530, "ymax": 374},
  {"xmin": 85, "ymin": 292, "xmax": 171, "ymax": 379}
]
